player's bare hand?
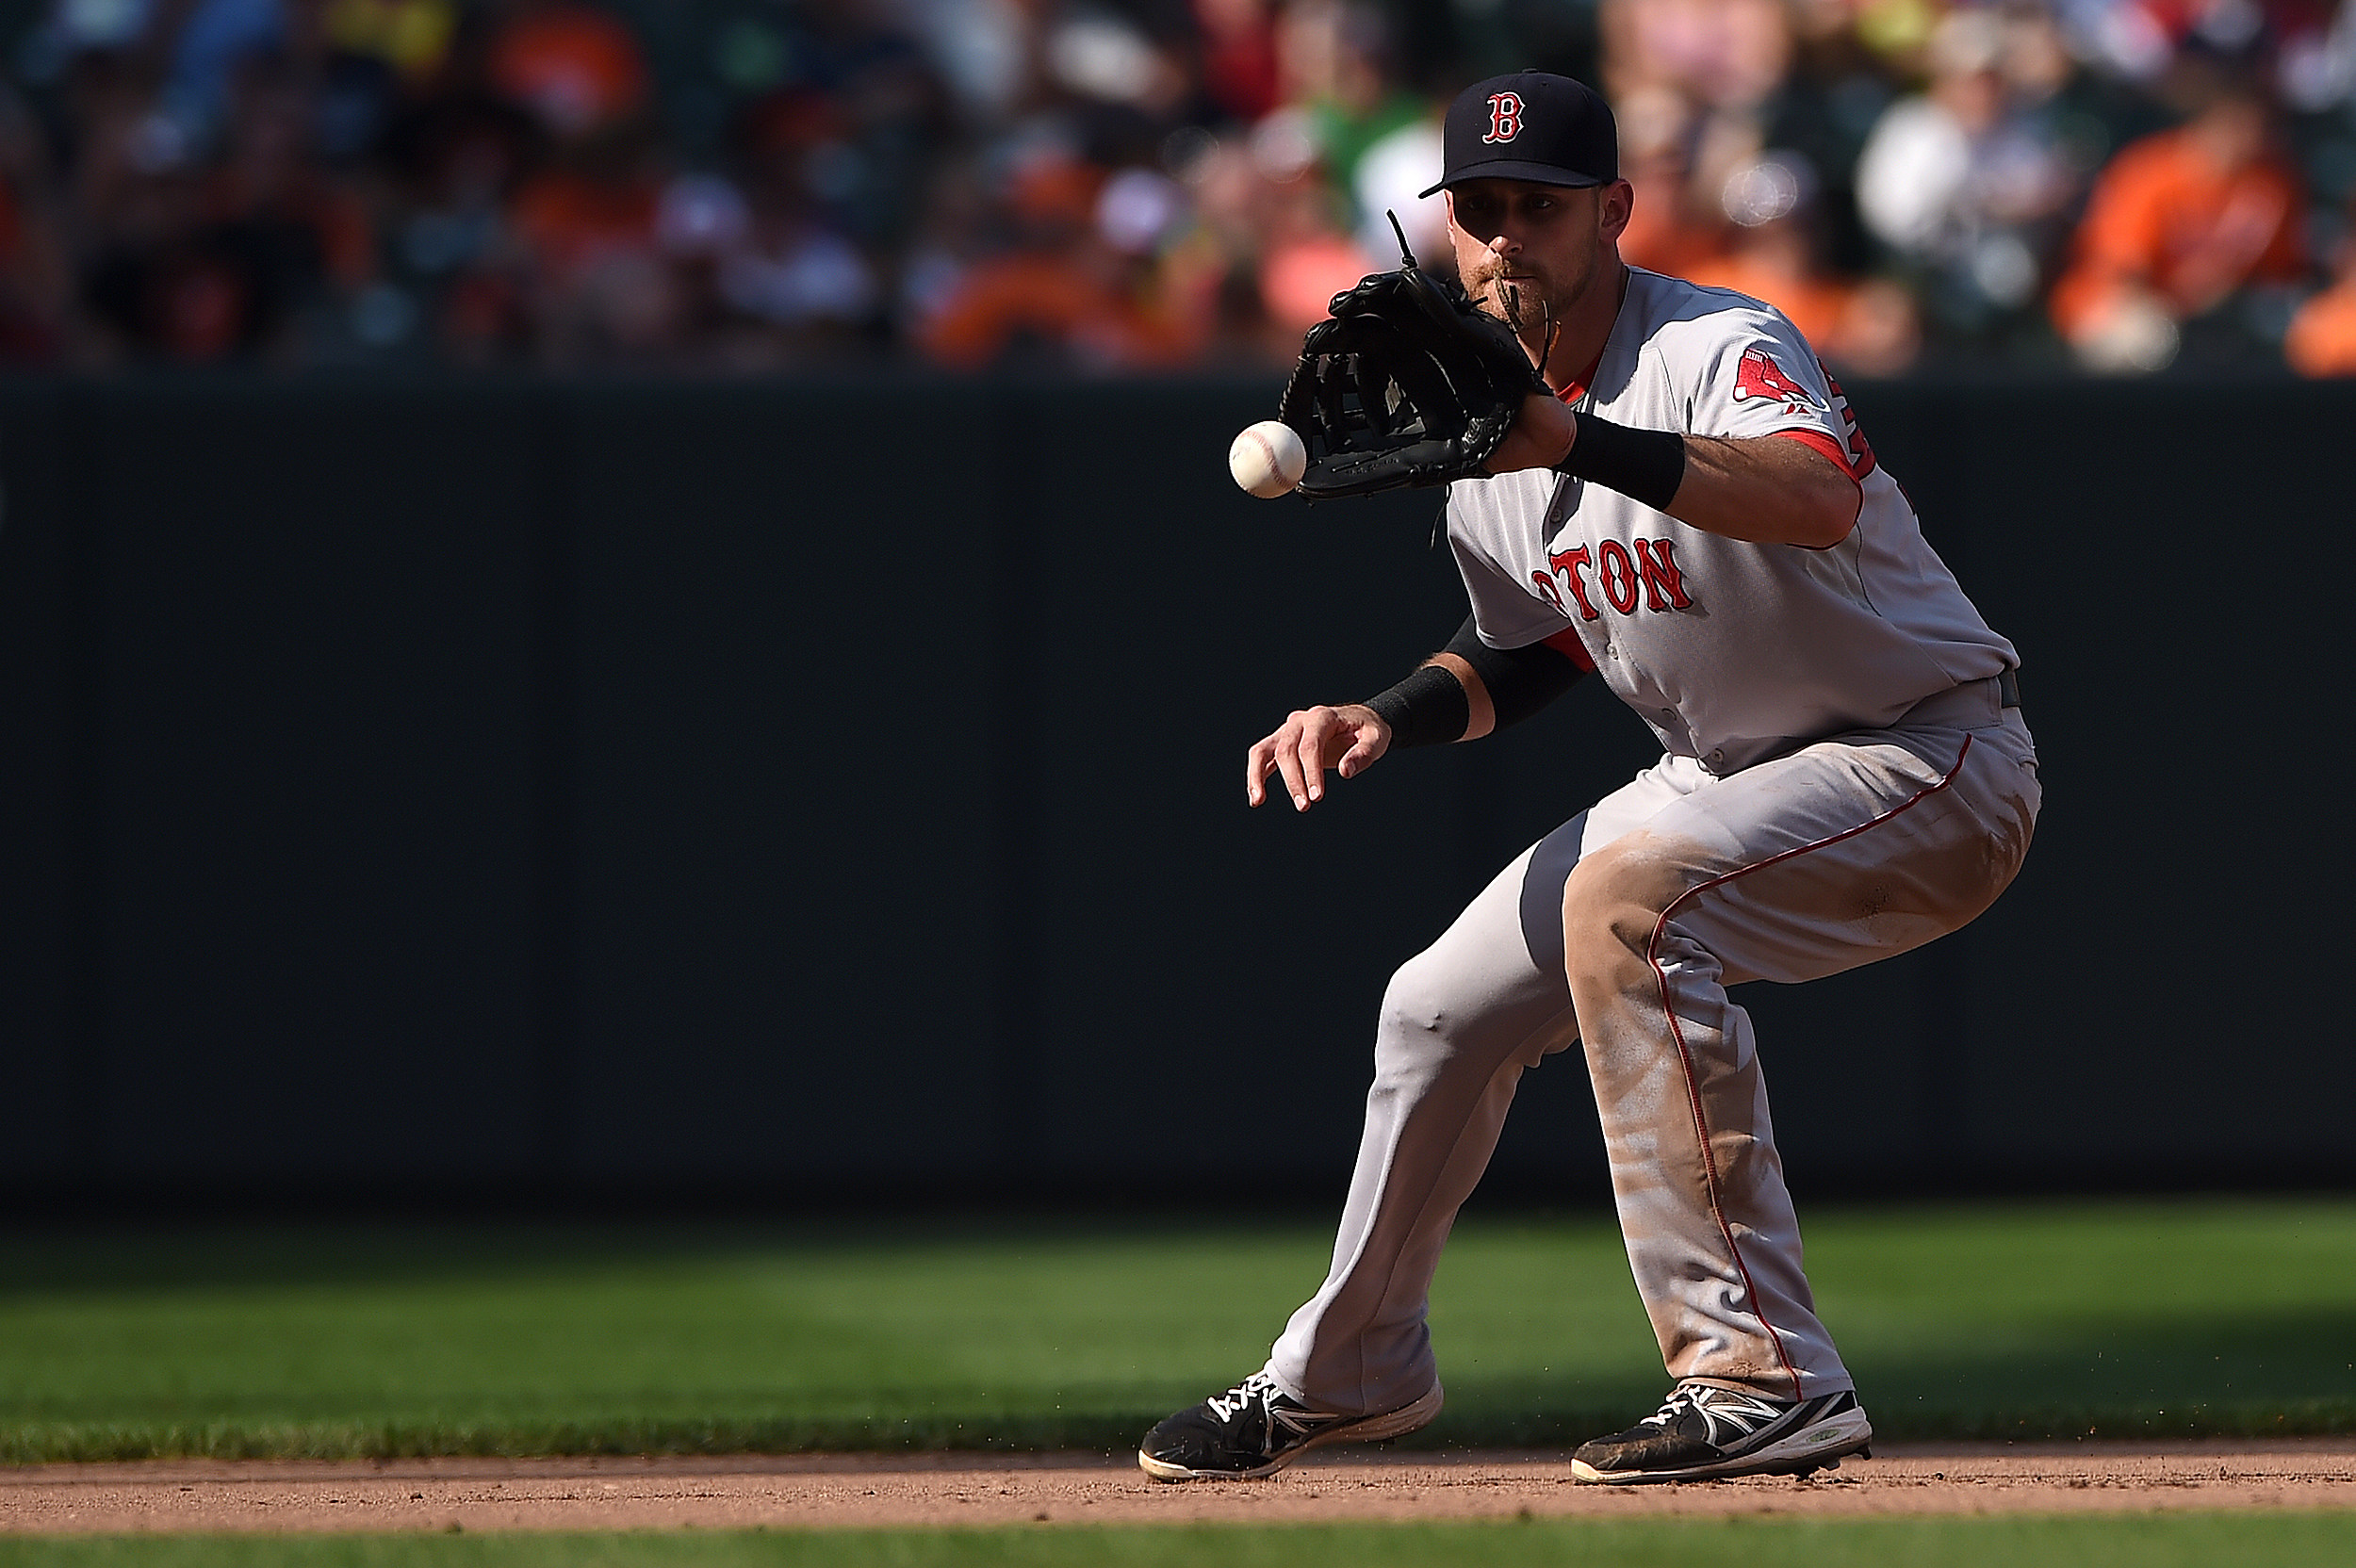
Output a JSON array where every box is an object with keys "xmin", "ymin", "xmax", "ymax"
[
  {"xmin": 1248, "ymin": 704, "xmax": 1390, "ymax": 810},
  {"xmin": 1481, "ymin": 391, "xmax": 1577, "ymax": 474}
]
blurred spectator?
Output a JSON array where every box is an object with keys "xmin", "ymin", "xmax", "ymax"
[
  {"xmin": 1255, "ymin": 166, "xmax": 1371, "ymax": 334},
  {"xmin": 915, "ymin": 145, "xmax": 1200, "ymax": 368},
  {"xmin": 1602, "ymin": 0, "xmax": 1792, "ymax": 115},
  {"xmin": 0, "ymin": 85, "xmax": 70, "ymax": 360},
  {"xmin": 0, "ymin": 0, "xmax": 2342, "ymax": 375},
  {"xmin": 2284, "ymin": 189, "xmax": 2356, "ymax": 372},
  {"xmin": 1601, "ymin": 0, "xmax": 1793, "ymax": 277},
  {"xmin": 82, "ymin": 53, "xmax": 372, "ymax": 363},
  {"xmin": 1279, "ymin": 0, "xmax": 1420, "ymax": 196},
  {"xmin": 1194, "ymin": 0, "xmax": 1282, "ymax": 122},
  {"xmin": 1165, "ymin": 131, "xmax": 1289, "ymax": 356},
  {"xmin": 486, "ymin": 0, "xmax": 646, "ymax": 141},
  {"xmin": 2049, "ymin": 70, "xmax": 2305, "ymax": 369},
  {"xmin": 1855, "ymin": 8, "xmax": 2082, "ymax": 336},
  {"xmin": 1688, "ymin": 150, "xmax": 1923, "ymax": 371},
  {"xmin": 481, "ymin": 2, "xmax": 686, "ymax": 362},
  {"xmin": 319, "ymin": 0, "xmax": 460, "ymax": 159},
  {"xmin": 709, "ymin": 150, "xmax": 884, "ymax": 362},
  {"xmin": 143, "ymin": 0, "xmax": 293, "ymax": 155},
  {"xmin": 1617, "ymin": 86, "xmax": 1736, "ymax": 279},
  {"xmin": 1350, "ymin": 107, "xmax": 1442, "ymax": 264},
  {"xmin": 324, "ymin": 0, "xmax": 457, "ymax": 77}
]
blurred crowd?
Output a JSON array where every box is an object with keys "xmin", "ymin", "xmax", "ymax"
[{"xmin": 0, "ymin": 0, "xmax": 2348, "ymax": 375}]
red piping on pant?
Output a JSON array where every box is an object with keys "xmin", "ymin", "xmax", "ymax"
[{"xmin": 1644, "ymin": 734, "xmax": 1973, "ymax": 1395}]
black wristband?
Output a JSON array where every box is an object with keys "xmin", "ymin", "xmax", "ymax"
[
  {"xmin": 1365, "ymin": 663, "xmax": 1468, "ymax": 750},
  {"xmin": 1558, "ymin": 416, "xmax": 1687, "ymax": 512}
]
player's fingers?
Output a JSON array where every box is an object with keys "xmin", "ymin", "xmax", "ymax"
[
  {"xmin": 1245, "ymin": 737, "xmax": 1280, "ymax": 807},
  {"xmin": 1270, "ymin": 720, "xmax": 1315, "ymax": 809},
  {"xmin": 1337, "ymin": 724, "xmax": 1383, "ymax": 778},
  {"xmin": 1293, "ymin": 715, "xmax": 1333, "ymax": 807}
]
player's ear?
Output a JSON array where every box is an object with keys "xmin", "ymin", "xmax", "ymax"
[{"xmin": 1597, "ymin": 180, "xmax": 1633, "ymax": 246}]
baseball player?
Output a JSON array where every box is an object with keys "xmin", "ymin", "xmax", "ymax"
[{"xmin": 1138, "ymin": 71, "xmax": 2039, "ymax": 1485}]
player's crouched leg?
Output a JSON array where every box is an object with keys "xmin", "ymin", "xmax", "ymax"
[
  {"xmin": 1556, "ymin": 832, "xmax": 1873, "ymax": 1481},
  {"xmin": 1556, "ymin": 834, "xmax": 1693, "ymax": 1049},
  {"xmin": 1141, "ymin": 851, "xmax": 1580, "ymax": 1481}
]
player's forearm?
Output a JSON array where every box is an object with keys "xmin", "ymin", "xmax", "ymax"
[
  {"xmin": 1367, "ymin": 618, "xmax": 1583, "ymax": 749},
  {"xmin": 1665, "ymin": 435, "xmax": 1858, "ymax": 547},
  {"xmin": 1429, "ymin": 653, "xmax": 1496, "ymax": 741},
  {"xmin": 1509, "ymin": 399, "xmax": 1857, "ymax": 547},
  {"xmin": 1366, "ymin": 655, "xmax": 1499, "ymax": 747}
]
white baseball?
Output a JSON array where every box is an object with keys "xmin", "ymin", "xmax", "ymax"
[{"xmin": 1229, "ymin": 419, "xmax": 1307, "ymax": 498}]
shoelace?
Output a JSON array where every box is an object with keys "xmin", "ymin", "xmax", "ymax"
[
  {"xmin": 1641, "ymin": 1388, "xmax": 1700, "ymax": 1429},
  {"xmin": 1205, "ymin": 1372, "xmax": 1280, "ymax": 1425},
  {"xmin": 1644, "ymin": 1383, "xmax": 1790, "ymax": 1445}
]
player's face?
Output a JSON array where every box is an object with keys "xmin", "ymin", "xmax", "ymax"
[{"xmin": 1446, "ymin": 178, "xmax": 1631, "ymax": 330}]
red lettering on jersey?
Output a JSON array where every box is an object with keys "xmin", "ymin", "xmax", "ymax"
[
  {"xmin": 1482, "ymin": 91, "xmax": 1523, "ymax": 144},
  {"xmin": 1541, "ymin": 539, "xmax": 1695, "ymax": 622},
  {"xmin": 1819, "ymin": 363, "xmax": 1878, "ymax": 479},
  {"xmin": 1731, "ymin": 347, "xmax": 1820, "ymax": 414},
  {"xmin": 1596, "ymin": 540, "xmax": 1640, "ymax": 614},
  {"xmin": 1546, "ymin": 545, "xmax": 1600, "ymax": 620},
  {"xmin": 1633, "ymin": 538, "xmax": 1693, "ymax": 612}
]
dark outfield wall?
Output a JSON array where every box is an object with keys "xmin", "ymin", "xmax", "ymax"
[{"xmin": 0, "ymin": 375, "xmax": 2348, "ymax": 1204}]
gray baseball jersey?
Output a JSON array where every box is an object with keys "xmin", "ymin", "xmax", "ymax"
[
  {"xmin": 1263, "ymin": 269, "xmax": 2040, "ymax": 1427},
  {"xmin": 1448, "ymin": 267, "xmax": 2016, "ymax": 774}
]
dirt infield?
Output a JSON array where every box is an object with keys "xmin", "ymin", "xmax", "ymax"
[{"xmin": 3, "ymin": 1443, "xmax": 2352, "ymax": 1533}]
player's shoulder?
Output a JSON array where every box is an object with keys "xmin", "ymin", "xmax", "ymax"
[
  {"xmin": 1624, "ymin": 267, "xmax": 1808, "ymax": 360},
  {"xmin": 1609, "ymin": 269, "xmax": 1838, "ymax": 424}
]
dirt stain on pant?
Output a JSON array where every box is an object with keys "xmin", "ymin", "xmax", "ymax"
[
  {"xmin": 1562, "ymin": 832, "xmax": 1818, "ymax": 1394},
  {"xmin": 1556, "ymin": 736, "xmax": 2038, "ymax": 1398},
  {"xmin": 1270, "ymin": 715, "xmax": 2040, "ymax": 1417}
]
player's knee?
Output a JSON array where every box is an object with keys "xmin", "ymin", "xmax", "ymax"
[
  {"xmin": 1560, "ymin": 836, "xmax": 1692, "ymax": 967},
  {"xmin": 1372, "ymin": 953, "xmax": 1469, "ymax": 1075},
  {"xmin": 1377, "ymin": 956, "xmax": 1456, "ymax": 1046}
]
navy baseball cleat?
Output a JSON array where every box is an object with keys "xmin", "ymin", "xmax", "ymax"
[
  {"xmin": 1570, "ymin": 1383, "xmax": 1873, "ymax": 1483},
  {"xmin": 1137, "ymin": 1371, "xmax": 1445, "ymax": 1480}
]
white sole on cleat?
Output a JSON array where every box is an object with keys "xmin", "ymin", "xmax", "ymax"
[
  {"xmin": 1570, "ymin": 1407, "xmax": 1873, "ymax": 1485},
  {"xmin": 1137, "ymin": 1381, "xmax": 1446, "ymax": 1482}
]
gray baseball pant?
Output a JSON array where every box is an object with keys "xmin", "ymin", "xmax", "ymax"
[{"xmin": 1266, "ymin": 684, "xmax": 2039, "ymax": 1415}]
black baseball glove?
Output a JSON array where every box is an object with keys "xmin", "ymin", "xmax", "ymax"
[{"xmin": 1278, "ymin": 261, "xmax": 1547, "ymax": 498}]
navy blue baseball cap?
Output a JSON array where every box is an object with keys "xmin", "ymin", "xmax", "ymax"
[{"xmin": 1419, "ymin": 72, "xmax": 1620, "ymax": 197}]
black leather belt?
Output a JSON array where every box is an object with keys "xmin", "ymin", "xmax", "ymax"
[{"xmin": 1997, "ymin": 668, "xmax": 2021, "ymax": 708}]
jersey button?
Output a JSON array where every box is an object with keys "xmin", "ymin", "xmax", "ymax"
[{"xmin": 1706, "ymin": 748, "xmax": 1726, "ymax": 768}]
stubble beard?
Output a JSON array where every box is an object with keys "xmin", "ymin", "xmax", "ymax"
[{"xmin": 1464, "ymin": 237, "xmax": 1602, "ymax": 347}]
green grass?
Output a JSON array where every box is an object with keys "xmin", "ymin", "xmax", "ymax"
[
  {"xmin": 2, "ymin": 1200, "xmax": 2352, "ymax": 1462},
  {"xmin": 6, "ymin": 1517, "xmax": 2356, "ymax": 1568}
]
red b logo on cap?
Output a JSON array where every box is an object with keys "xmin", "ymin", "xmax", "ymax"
[{"xmin": 1482, "ymin": 91, "xmax": 1523, "ymax": 144}]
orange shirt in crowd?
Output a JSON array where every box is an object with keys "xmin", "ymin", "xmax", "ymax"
[
  {"xmin": 919, "ymin": 253, "xmax": 1199, "ymax": 370},
  {"xmin": 1681, "ymin": 251, "xmax": 1850, "ymax": 352},
  {"xmin": 1619, "ymin": 177, "xmax": 1728, "ymax": 283},
  {"xmin": 510, "ymin": 172, "xmax": 659, "ymax": 276},
  {"xmin": 2285, "ymin": 285, "xmax": 2356, "ymax": 377},
  {"xmin": 1259, "ymin": 233, "xmax": 1373, "ymax": 335},
  {"xmin": 2049, "ymin": 122, "xmax": 2304, "ymax": 339},
  {"xmin": 490, "ymin": 3, "xmax": 649, "ymax": 136}
]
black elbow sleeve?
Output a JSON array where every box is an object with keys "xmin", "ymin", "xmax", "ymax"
[{"xmin": 1445, "ymin": 615, "xmax": 1585, "ymax": 730}]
